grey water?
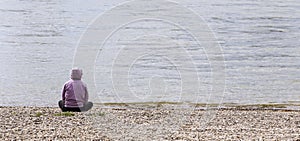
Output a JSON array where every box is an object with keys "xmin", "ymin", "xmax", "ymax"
[{"xmin": 0, "ymin": 0, "xmax": 299, "ymax": 106}]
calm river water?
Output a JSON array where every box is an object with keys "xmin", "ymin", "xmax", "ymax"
[{"xmin": 0, "ymin": 0, "xmax": 299, "ymax": 106}]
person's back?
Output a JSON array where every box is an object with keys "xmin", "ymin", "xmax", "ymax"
[
  {"xmin": 63, "ymin": 79, "xmax": 88, "ymax": 107},
  {"xmin": 58, "ymin": 68, "xmax": 93, "ymax": 112}
]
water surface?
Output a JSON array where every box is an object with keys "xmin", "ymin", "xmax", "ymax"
[{"xmin": 0, "ymin": 0, "xmax": 299, "ymax": 106}]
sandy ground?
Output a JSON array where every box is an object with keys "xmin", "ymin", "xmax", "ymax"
[{"xmin": 1, "ymin": 104, "xmax": 300, "ymax": 140}]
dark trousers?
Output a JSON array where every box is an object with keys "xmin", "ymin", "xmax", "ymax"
[{"xmin": 58, "ymin": 100, "xmax": 93, "ymax": 112}]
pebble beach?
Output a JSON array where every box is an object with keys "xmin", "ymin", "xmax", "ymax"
[{"xmin": 1, "ymin": 104, "xmax": 300, "ymax": 140}]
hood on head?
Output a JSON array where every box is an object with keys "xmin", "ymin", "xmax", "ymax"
[{"xmin": 71, "ymin": 68, "xmax": 82, "ymax": 80}]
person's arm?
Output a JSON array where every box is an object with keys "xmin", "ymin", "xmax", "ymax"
[
  {"xmin": 84, "ymin": 85, "xmax": 89, "ymax": 103},
  {"xmin": 62, "ymin": 84, "xmax": 66, "ymax": 101}
]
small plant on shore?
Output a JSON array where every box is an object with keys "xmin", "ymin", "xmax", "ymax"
[
  {"xmin": 86, "ymin": 112, "xmax": 105, "ymax": 117},
  {"xmin": 54, "ymin": 112, "xmax": 75, "ymax": 117},
  {"xmin": 98, "ymin": 112, "xmax": 105, "ymax": 116},
  {"xmin": 34, "ymin": 112, "xmax": 43, "ymax": 117}
]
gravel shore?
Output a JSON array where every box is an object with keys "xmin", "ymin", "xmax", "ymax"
[{"xmin": 1, "ymin": 104, "xmax": 300, "ymax": 140}]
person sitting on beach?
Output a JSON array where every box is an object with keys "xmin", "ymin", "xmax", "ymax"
[{"xmin": 58, "ymin": 68, "xmax": 93, "ymax": 112}]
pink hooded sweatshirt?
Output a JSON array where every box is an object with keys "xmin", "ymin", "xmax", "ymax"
[{"xmin": 62, "ymin": 69, "xmax": 88, "ymax": 107}]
